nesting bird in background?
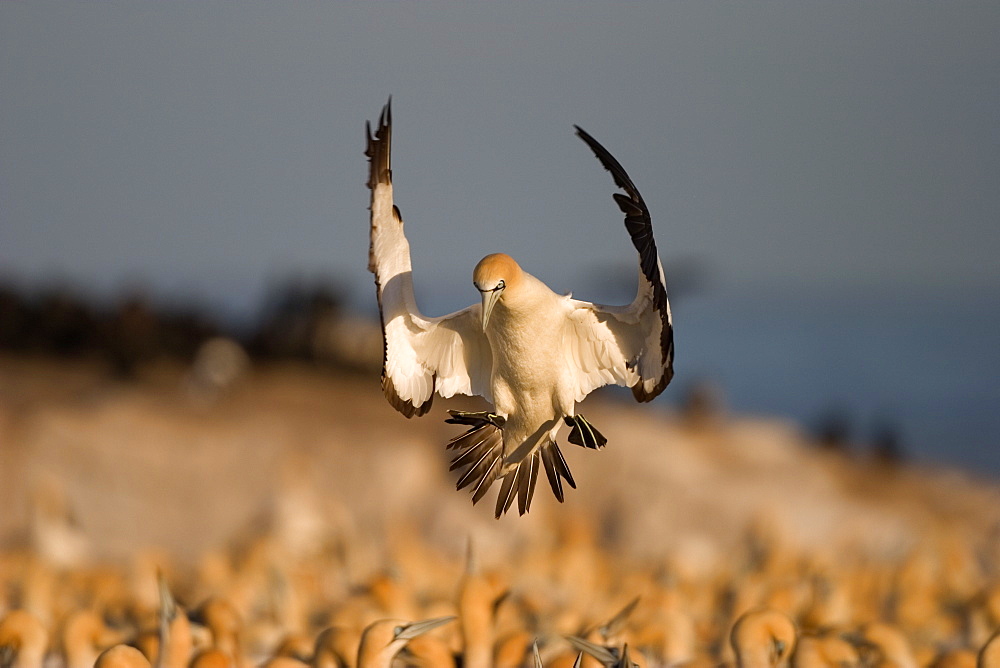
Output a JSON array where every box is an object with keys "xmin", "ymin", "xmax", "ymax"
[{"xmin": 367, "ymin": 101, "xmax": 674, "ymax": 517}]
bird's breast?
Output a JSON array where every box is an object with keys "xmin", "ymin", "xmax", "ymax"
[{"xmin": 485, "ymin": 303, "xmax": 568, "ymax": 415}]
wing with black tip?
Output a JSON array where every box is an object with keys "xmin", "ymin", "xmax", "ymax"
[
  {"xmin": 366, "ymin": 101, "xmax": 492, "ymax": 416},
  {"xmin": 563, "ymin": 127, "xmax": 674, "ymax": 403}
]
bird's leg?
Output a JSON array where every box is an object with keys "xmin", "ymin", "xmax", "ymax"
[
  {"xmin": 446, "ymin": 410, "xmax": 506, "ymax": 428},
  {"xmin": 563, "ymin": 415, "xmax": 608, "ymax": 449}
]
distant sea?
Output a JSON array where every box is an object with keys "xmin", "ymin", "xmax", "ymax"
[{"xmin": 673, "ymin": 284, "xmax": 1000, "ymax": 478}]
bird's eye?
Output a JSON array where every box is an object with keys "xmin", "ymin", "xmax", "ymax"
[{"xmin": 497, "ymin": 280, "xmax": 505, "ymax": 290}]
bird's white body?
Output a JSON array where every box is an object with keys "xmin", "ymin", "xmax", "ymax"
[
  {"xmin": 484, "ymin": 273, "xmax": 571, "ymax": 464},
  {"xmin": 366, "ymin": 102, "xmax": 674, "ymax": 516}
]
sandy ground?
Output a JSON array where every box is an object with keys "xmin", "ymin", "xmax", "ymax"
[{"xmin": 1, "ymin": 354, "xmax": 998, "ymax": 575}]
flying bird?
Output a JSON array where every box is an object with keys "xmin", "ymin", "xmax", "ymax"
[{"xmin": 366, "ymin": 101, "xmax": 673, "ymax": 517}]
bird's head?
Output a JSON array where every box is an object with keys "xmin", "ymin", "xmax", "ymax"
[
  {"xmin": 358, "ymin": 617, "xmax": 455, "ymax": 667},
  {"xmin": 473, "ymin": 253, "xmax": 522, "ymax": 330},
  {"xmin": 730, "ymin": 608, "xmax": 797, "ymax": 668}
]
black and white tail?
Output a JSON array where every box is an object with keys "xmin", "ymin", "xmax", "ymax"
[{"xmin": 446, "ymin": 412, "xmax": 576, "ymax": 517}]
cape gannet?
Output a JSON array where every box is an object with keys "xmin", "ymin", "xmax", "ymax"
[
  {"xmin": 730, "ymin": 608, "xmax": 797, "ymax": 668},
  {"xmin": 0, "ymin": 610, "xmax": 49, "ymax": 668},
  {"xmin": 356, "ymin": 617, "xmax": 456, "ymax": 668},
  {"xmin": 94, "ymin": 646, "xmax": 153, "ymax": 668},
  {"xmin": 367, "ymin": 100, "xmax": 674, "ymax": 517}
]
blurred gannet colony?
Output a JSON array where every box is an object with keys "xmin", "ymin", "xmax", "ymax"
[{"xmin": 1, "ymin": 332, "xmax": 1000, "ymax": 667}]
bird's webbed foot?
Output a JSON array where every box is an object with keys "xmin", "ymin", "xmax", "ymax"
[
  {"xmin": 445, "ymin": 410, "xmax": 506, "ymax": 428},
  {"xmin": 564, "ymin": 414, "xmax": 607, "ymax": 449}
]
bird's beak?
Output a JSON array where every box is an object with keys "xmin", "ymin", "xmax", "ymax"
[
  {"xmin": 157, "ymin": 569, "xmax": 177, "ymax": 623},
  {"xmin": 393, "ymin": 616, "xmax": 456, "ymax": 641},
  {"xmin": 479, "ymin": 287, "xmax": 504, "ymax": 330},
  {"xmin": 565, "ymin": 636, "xmax": 618, "ymax": 665}
]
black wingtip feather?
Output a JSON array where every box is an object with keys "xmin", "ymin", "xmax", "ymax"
[{"xmin": 366, "ymin": 98, "xmax": 393, "ymax": 190}]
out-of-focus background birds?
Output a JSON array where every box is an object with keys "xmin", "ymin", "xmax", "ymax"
[
  {"xmin": 1, "ymin": 3, "xmax": 999, "ymax": 667},
  {"xmin": 2, "ymin": 345, "xmax": 1000, "ymax": 667}
]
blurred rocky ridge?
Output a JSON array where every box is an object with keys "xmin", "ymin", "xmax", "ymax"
[{"xmin": 0, "ymin": 278, "xmax": 382, "ymax": 378}]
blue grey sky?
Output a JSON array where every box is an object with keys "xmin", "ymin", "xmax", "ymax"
[{"xmin": 2, "ymin": 2, "xmax": 999, "ymax": 318}]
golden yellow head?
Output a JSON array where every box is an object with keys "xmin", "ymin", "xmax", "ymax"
[
  {"xmin": 473, "ymin": 253, "xmax": 521, "ymax": 291},
  {"xmin": 473, "ymin": 253, "xmax": 522, "ymax": 330}
]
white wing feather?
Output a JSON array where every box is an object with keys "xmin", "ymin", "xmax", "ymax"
[
  {"xmin": 367, "ymin": 102, "xmax": 492, "ymax": 417},
  {"xmin": 563, "ymin": 266, "xmax": 668, "ymax": 403}
]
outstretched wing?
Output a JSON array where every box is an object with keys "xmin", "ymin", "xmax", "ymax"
[
  {"xmin": 367, "ymin": 101, "xmax": 492, "ymax": 417},
  {"xmin": 563, "ymin": 127, "xmax": 674, "ymax": 403}
]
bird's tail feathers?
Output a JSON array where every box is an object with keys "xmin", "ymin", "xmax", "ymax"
[
  {"xmin": 494, "ymin": 450, "xmax": 540, "ymax": 518},
  {"xmin": 447, "ymin": 412, "xmax": 505, "ymax": 506},
  {"xmin": 495, "ymin": 439, "xmax": 577, "ymax": 518},
  {"xmin": 539, "ymin": 440, "xmax": 576, "ymax": 503},
  {"xmin": 446, "ymin": 413, "xmax": 576, "ymax": 518}
]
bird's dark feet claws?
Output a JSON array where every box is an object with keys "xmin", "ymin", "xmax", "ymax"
[
  {"xmin": 564, "ymin": 414, "xmax": 608, "ymax": 449},
  {"xmin": 446, "ymin": 410, "xmax": 506, "ymax": 428}
]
